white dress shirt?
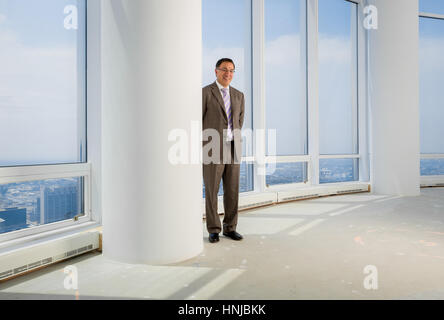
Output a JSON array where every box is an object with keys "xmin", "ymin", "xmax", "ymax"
[{"xmin": 215, "ymin": 80, "xmax": 233, "ymax": 141}]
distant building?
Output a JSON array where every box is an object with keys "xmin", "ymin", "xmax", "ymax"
[
  {"xmin": 35, "ymin": 184, "xmax": 82, "ymax": 225},
  {"xmin": 0, "ymin": 207, "xmax": 27, "ymax": 234},
  {"xmin": 320, "ymin": 168, "xmax": 332, "ymax": 176},
  {"xmin": 0, "ymin": 185, "xmax": 8, "ymax": 196}
]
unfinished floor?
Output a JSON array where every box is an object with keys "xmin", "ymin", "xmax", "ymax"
[{"xmin": 1, "ymin": 188, "xmax": 444, "ymax": 300}]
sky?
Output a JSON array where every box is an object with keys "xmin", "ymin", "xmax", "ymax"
[
  {"xmin": 264, "ymin": 0, "xmax": 306, "ymax": 156},
  {"xmin": 0, "ymin": 0, "xmax": 443, "ymax": 166},
  {"xmin": 418, "ymin": 0, "xmax": 444, "ymax": 154},
  {"xmin": 203, "ymin": 0, "xmax": 444, "ymax": 157},
  {"xmin": 420, "ymin": 0, "xmax": 444, "ymax": 15},
  {"xmin": 419, "ymin": 16, "xmax": 444, "ymax": 154},
  {"xmin": 318, "ymin": 0, "xmax": 357, "ymax": 155},
  {"xmin": 0, "ymin": 0, "xmax": 85, "ymax": 165},
  {"xmin": 203, "ymin": 0, "xmax": 358, "ymax": 156}
]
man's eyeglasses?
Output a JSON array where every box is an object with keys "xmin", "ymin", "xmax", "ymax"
[{"xmin": 217, "ymin": 68, "xmax": 235, "ymax": 74}]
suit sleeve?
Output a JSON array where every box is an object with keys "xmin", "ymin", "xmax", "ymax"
[
  {"xmin": 239, "ymin": 93, "xmax": 245, "ymax": 129},
  {"xmin": 202, "ymin": 88, "xmax": 207, "ymax": 120}
]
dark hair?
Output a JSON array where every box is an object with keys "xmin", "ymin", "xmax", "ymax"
[{"xmin": 216, "ymin": 58, "xmax": 235, "ymax": 69}]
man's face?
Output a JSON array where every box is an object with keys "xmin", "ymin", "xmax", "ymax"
[{"xmin": 215, "ymin": 61, "xmax": 235, "ymax": 88}]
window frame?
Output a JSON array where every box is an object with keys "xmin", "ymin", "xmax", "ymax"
[
  {"xmin": 419, "ymin": 11, "xmax": 444, "ymax": 182},
  {"xmin": 251, "ymin": 0, "xmax": 367, "ymax": 191},
  {"xmin": 0, "ymin": 1, "xmax": 91, "ymax": 242},
  {"xmin": 0, "ymin": 163, "xmax": 91, "ymax": 243}
]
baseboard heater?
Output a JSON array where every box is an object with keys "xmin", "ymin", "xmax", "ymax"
[
  {"xmin": 278, "ymin": 183, "xmax": 369, "ymax": 203},
  {"xmin": 280, "ymin": 194, "xmax": 320, "ymax": 202},
  {"xmin": 202, "ymin": 183, "xmax": 370, "ymax": 216},
  {"xmin": 0, "ymin": 231, "xmax": 100, "ymax": 282},
  {"xmin": 336, "ymin": 188, "xmax": 368, "ymax": 194},
  {"xmin": 421, "ymin": 183, "xmax": 444, "ymax": 187},
  {"xmin": 239, "ymin": 200, "xmax": 274, "ymax": 210}
]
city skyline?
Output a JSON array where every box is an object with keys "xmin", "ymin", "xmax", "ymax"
[
  {"xmin": 0, "ymin": 177, "xmax": 83, "ymax": 234},
  {"xmin": 1, "ymin": 158, "xmax": 443, "ymax": 234}
]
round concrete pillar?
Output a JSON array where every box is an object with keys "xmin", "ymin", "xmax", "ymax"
[
  {"xmin": 367, "ymin": 0, "xmax": 420, "ymax": 196},
  {"xmin": 101, "ymin": 0, "xmax": 203, "ymax": 264}
]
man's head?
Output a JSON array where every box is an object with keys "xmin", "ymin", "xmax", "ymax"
[{"xmin": 215, "ymin": 58, "xmax": 235, "ymax": 88}]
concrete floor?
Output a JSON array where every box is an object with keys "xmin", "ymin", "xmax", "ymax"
[{"xmin": 1, "ymin": 188, "xmax": 444, "ymax": 300}]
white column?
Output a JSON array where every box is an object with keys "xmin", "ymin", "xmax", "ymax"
[
  {"xmin": 307, "ymin": 0, "xmax": 320, "ymax": 185},
  {"xmin": 252, "ymin": 0, "xmax": 267, "ymax": 192},
  {"xmin": 101, "ymin": 0, "xmax": 203, "ymax": 264},
  {"xmin": 367, "ymin": 0, "xmax": 420, "ymax": 196}
]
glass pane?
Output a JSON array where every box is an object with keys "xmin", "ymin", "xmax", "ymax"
[
  {"xmin": 421, "ymin": 159, "xmax": 444, "ymax": 176},
  {"xmin": 420, "ymin": 0, "xmax": 444, "ymax": 15},
  {"xmin": 318, "ymin": 0, "xmax": 358, "ymax": 155},
  {"xmin": 419, "ymin": 17, "xmax": 444, "ymax": 154},
  {"xmin": 203, "ymin": 162, "xmax": 254, "ymax": 197},
  {"xmin": 265, "ymin": 0, "xmax": 307, "ymax": 156},
  {"xmin": 202, "ymin": 0, "xmax": 253, "ymax": 157},
  {"xmin": 240, "ymin": 162, "xmax": 254, "ymax": 192},
  {"xmin": 0, "ymin": 0, "xmax": 87, "ymax": 166},
  {"xmin": 266, "ymin": 162, "xmax": 308, "ymax": 187},
  {"xmin": 319, "ymin": 158, "xmax": 359, "ymax": 184},
  {"xmin": 0, "ymin": 177, "xmax": 84, "ymax": 234}
]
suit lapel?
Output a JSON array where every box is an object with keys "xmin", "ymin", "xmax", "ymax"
[
  {"xmin": 210, "ymin": 82, "xmax": 228, "ymax": 121},
  {"xmin": 229, "ymin": 86, "xmax": 238, "ymax": 119}
]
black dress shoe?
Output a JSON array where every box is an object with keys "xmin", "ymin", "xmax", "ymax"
[
  {"xmin": 209, "ymin": 233, "xmax": 219, "ymax": 243},
  {"xmin": 223, "ymin": 231, "xmax": 243, "ymax": 241}
]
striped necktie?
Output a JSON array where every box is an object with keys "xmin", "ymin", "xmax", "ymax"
[{"xmin": 221, "ymin": 88, "xmax": 233, "ymax": 133}]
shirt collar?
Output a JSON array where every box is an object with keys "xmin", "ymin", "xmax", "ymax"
[{"xmin": 216, "ymin": 80, "xmax": 230, "ymax": 92}]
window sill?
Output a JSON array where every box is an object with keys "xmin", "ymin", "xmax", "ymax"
[
  {"xmin": 203, "ymin": 181, "xmax": 371, "ymax": 215},
  {"xmin": 0, "ymin": 221, "xmax": 101, "ymax": 255}
]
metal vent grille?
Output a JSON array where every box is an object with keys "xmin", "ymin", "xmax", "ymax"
[
  {"xmin": 13, "ymin": 265, "xmax": 28, "ymax": 274},
  {"xmin": 239, "ymin": 200, "xmax": 274, "ymax": 210},
  {"xmin": 0, "ymin": 244, "xmax": 96, "ymax": 281},
  {"xmin": 282, "ymin": 194, "xmax": 320, "ymax": 202},
  {"xmin": 0, "ymin": 270, "xmax": 13, "ymax": 279},
  {"xmin": 66, "ymin": 250, "xmax": 78, "ymax": 257},
  {"xmin": 28, "ymin": 261, "xmax": 42, "ymax": 269},
  {"xmin": 77, "ymin": 246, "xmax": 88, "ymax": 254},
  {"xmin": 336, "ymin": 189, "xmax": 366, "ymax": 194},
  {"xmin": 421, "ymin": 183, "xmax": 444, "ymax": 187}
]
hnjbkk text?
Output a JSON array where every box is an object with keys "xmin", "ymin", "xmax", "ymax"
[{"xmin": 178, "ymin": 304, "xmax": 266, "ymax": 317}]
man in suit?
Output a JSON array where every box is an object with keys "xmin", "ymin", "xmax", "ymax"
[{"xmin": 202, "ymin": 58, "xmax": 245, "ymax": 243}]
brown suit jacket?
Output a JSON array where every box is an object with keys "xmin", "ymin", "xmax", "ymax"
[{"xmin": 202, "ymin": 82, "xmax": 245, "ymax": 164}]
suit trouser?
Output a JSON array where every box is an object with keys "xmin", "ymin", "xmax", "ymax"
[{"xmin": 203, "ymin": 141, "xmax": 240, "ymax": 234}]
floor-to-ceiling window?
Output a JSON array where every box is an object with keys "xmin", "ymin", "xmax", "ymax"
[
  {"xmin": 264, "ymin": 0, "xmax": 308, "ymax": 187},
  {"xmin": 318, "ymin": 0, "xmax": 359, "ymax": 184},
  {"xmin": 419, "ymin": 1, "xmax": 444, "ymax": 176},
  {"xmin": 202, "ymin": 0, "xmax": 254, "ymax": 197},
  {"xmin": 0, "ymin": 0, "xmax": 88, "ymax": 237},
  {"xmin": 201, "ymin": 0, "xmax": 367, "ymax": 197}
]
